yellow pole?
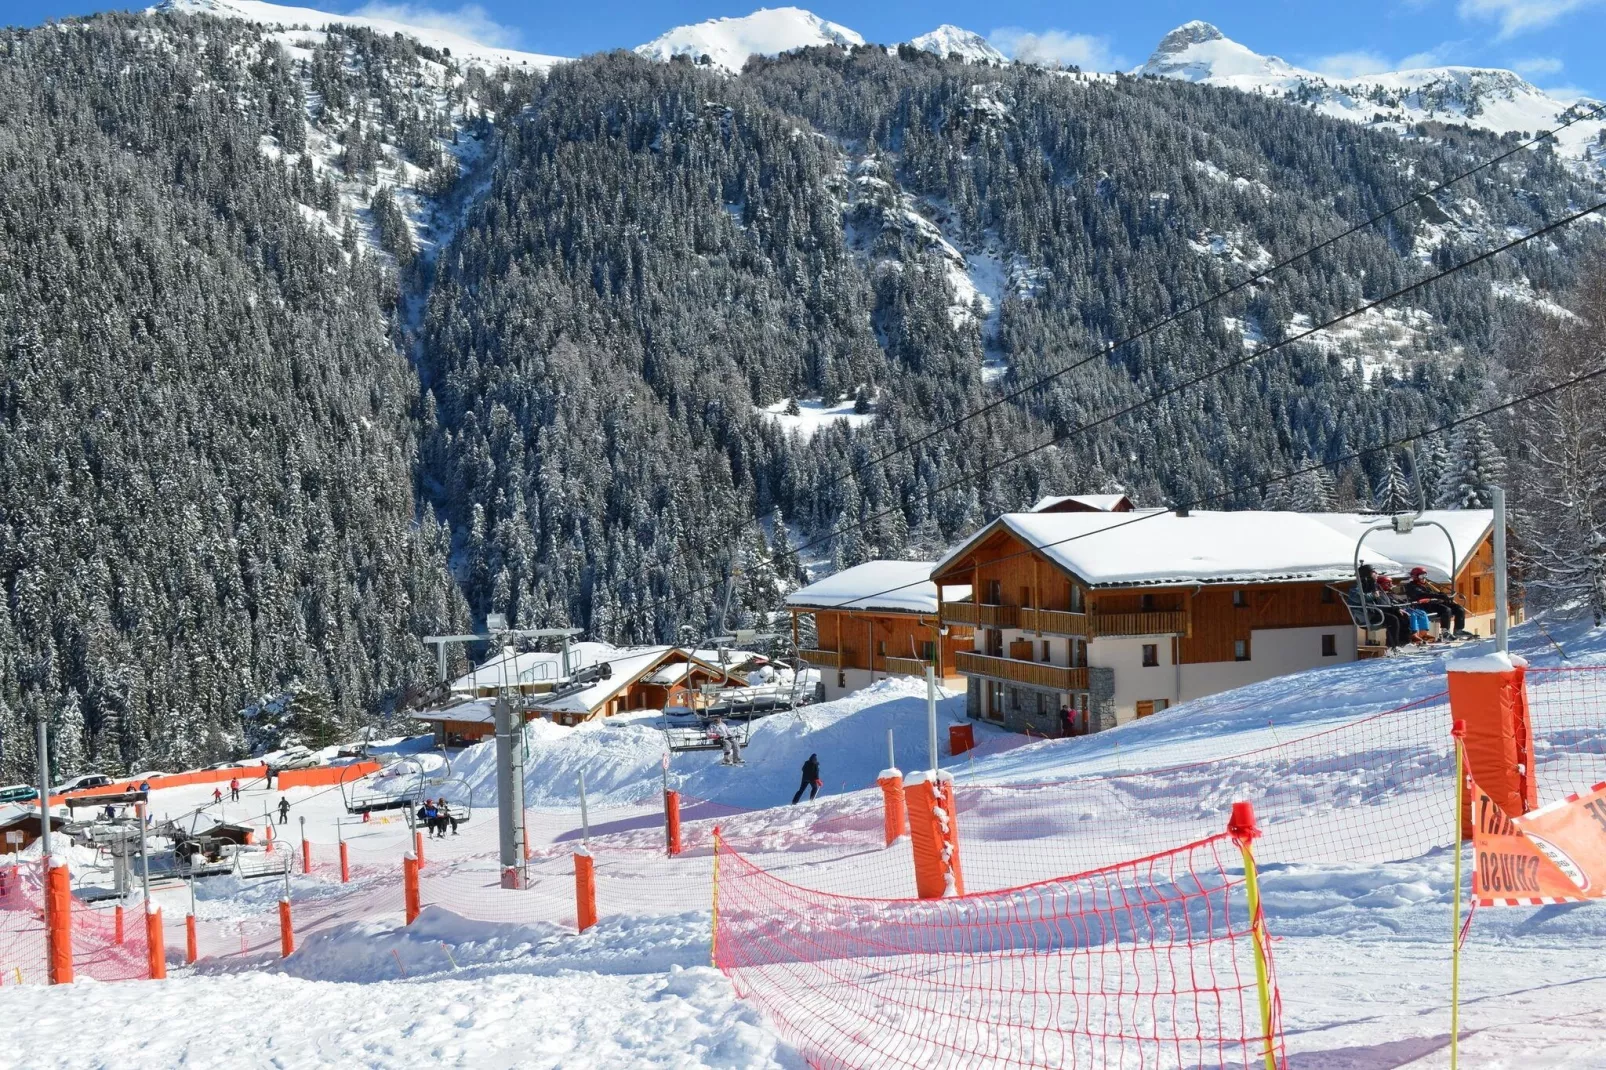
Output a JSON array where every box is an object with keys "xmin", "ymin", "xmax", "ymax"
[
  {"xmin": 1451, "ymin": 733, "xmax": 1466, "ymax": 1070},
  {"xmin": 1230, "ymin": 802, "xmax": 1277, "ymax": 1070},
  {"xmin": 710, "ymin": 826, "xmax": 721, "ymax": 969}
]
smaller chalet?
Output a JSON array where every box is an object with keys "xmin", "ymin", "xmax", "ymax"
[
  {"xmin": 414, "ymin": 645, "xmax": 732, "ymax": 742},
  {"xmin": 1027, "ymin": 494, "xmax": 1135, "ymax": 514},
  {"xmin": 785, "ymin": 560, "xmax": 973, "ymax": 700},
  {"xmin": 0, "ymin": 807, "xmax": 70, "ymax": 852}
]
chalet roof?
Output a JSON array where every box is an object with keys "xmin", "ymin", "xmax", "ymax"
[
  {"xmin": 1027, "ymin": 494, "xmax": 1134, "ymax": 513},
  {"xmin": 1306, "ymin": 511, "xmax": 1493, "ymax": 583},
  {"xmin": 529, "ymin": 647, "xmax": 730, "ymax": 716},
  {"xmin": 449, "ymin": 641, "xmax": 617, "ymax": 693},
  {"xmin": 934, "ymin": 510, "xmax": 1408, "ymax": 589},
  {"xmin": 784, "ymin": 560, "xmax": 969, "ymax": 614}
]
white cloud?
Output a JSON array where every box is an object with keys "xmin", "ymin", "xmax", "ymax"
[
  {"xmin": 1311, "ymin": 50, "xmax": 1394, "ymax": 78},
  {"xmin": 1399, "ymin": 43, "xmax": 1458, "ymax": 68},
  {"xmin": 349, "ymin": 3, "xmax": 523, "ymax": 48},
  {"xmin": 1456, "ymin": 0, "xmax": 1603, "ymax": 39},
  {"xmin": 1510, "ymin": 55, "xmax": 1564, "ymax": 76},
  {"xmin": 988, "ymin": 27, "xmax": 1125, "ymax": 71}
]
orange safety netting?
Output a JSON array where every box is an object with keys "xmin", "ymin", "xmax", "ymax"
[{"xmin": 714, "ymin": 832, "xmax": 1283, "ymax": 1070}]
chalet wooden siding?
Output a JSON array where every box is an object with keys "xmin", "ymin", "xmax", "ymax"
[{"xmin": 790, "ymin": 608, "xmax": 970, "ymax": 678}]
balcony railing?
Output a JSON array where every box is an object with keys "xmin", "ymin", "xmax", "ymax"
[
  {"xmin": 1020, "ymin": 607, "xmax": 1090, "ymax": 636},
  {"xmin": 940, "ymin": 603, "xmax": 1020, "ymax": 629},
  {"xmin": 954, "ymin": 652, "xmax": 1088, "ymax": 692},
  {"xmin": 799, "ymin": 647, "xmax": 846, "ymax": 669},
  {"xmin": 1091, "ymin": 611, "xmax": 1191, "ymax": 638},
  {"xmin": 881, "ymin": 656, "xmax": 934, "ymax": 678}
]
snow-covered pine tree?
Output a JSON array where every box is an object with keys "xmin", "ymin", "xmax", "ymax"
[
  {"xmin": 1437, "ymin": 423, "xmax": 1507, "ymax": 508},
  {"xmin": 1373, "ymin": 456, "xmax": 1416, "ymax": 513}
]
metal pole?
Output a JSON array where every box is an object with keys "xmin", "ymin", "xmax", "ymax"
[
  {"xmin": 494, "ymin": 695, "xmax": 526, "ymax": 887},
  {"xmin": 578, "ymin": 770, "xmax": 591, "ymax": 849},
  {"xmin": 1493, "ymin": 486, "xmax": 1509, "ymax": 654},
  {"xmin": 887, "ymin": 728, "xmax": 895, "ymax": 771},
  {"xmin": 925, "ymin": 666, "xmax": 939, "ymax": 773},
  {"xmin": 137, "ymin": 800, "xmax": 152, "ymax": 908}
]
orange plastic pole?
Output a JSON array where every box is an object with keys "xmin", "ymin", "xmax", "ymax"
[
  {"xmin": 404, "ymin": 853, "xmax": 421, "ymax": 925},
  {"xmin": 45, "ymin": 858, "xmax": 73, "ymax": 984},
  {"xmin": 339, "ymin": 840, "xmax": 350, "ymax": 884},
  {"xmin": 878, "ymin": 771, "xmax": 907, "ymax": 847},
  {"xmin": 574, "ymin": 851, "xmax": 597, "ymax": 933},
  {"xmin": 278, "ymin": 898, "xmax": 294, "ymax": 957},
  {"xmin": 1447, "ymin": 656, "xmax": 1536, "ymax": 832},
  {"xmin": 937, "ymin": 774, "xmax": 964, "ymax": 897},
  {"xmin": 145, "ymin": 906, "xmax": 167, "ymax": 980},
  {"xmin": 664, "ymin": 790, "xmax": 682, "ymax": 857},
  {"xmin": 301, "ymin": 838, "xmax": 311, "ymax": 875},
  {"xmin": 185, "ymin": 913, "xmax": 198, "ymax": 964},
  {"xmin": 905, "ymin": 773, "xmax": 963, "ymax": 899},
  {"xmin": 114, "ymin": 903, "xmax": 125, "ymax": 945},
  {"xmin": 414, "ymin": 830, "xmax": 425, "ymax": 868}
]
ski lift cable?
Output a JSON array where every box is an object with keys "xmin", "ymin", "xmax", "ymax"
[{"xmin": 651, "ymin": 196, "xmax": 1606, "ymax": 613}]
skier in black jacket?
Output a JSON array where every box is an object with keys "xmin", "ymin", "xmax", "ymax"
[
  {"xmin": 792, "ymin": 754, "xmax": 821, "ymax": 805},
  {"xmin": 1403, "ymin": 567, "xmax": 1472, "ymax": 638}
]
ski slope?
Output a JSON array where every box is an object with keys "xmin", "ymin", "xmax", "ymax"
[{"xmin": 8, "ymin": 615, "xmax": 1606, "ymax": 1067}]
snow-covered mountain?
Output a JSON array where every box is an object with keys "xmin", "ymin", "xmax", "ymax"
[
  {"xmin": 152, "ymin": 0, "xmax": 567, "ymax": 71},
  {"xmin": 1138, "ymin": 21, "xmax": 1605, "ymax": 162},
  {"xmin": 633, "ymin": 6, "xmax": 863, "ymax": 73},
  {"xmin": 906, "ymin": 25, "xmax": 1007, "ymax": 65}
]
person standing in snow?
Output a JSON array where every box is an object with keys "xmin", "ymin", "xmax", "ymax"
[
  {"xmin": 792, "ymin": 754, "xmax": 821, "ymax": 805},
  {"xmin": 229, "ymin": 777, "xmax": 241, "ymax": 802},
  {"xmin": 213, "ymin": 787, "xmax": 224, "ymax": 805},
  {"xmin": 1059, "ymin": 705, "xmax": 1076, "ymax": 738},
  {"xmin": 277, "ymin": 796, "xmax": 290, "ymax": 825}
]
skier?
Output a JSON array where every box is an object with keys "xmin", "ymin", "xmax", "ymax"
[
  {"xmin": 1403, "ymin": 566, "xmax": 1472, "ymax": 638},
  {"xmin": 438, "ymin": 799, "xmax": 458, "ymax": 836},
  {"xmin": 212, "ymin": 787, "xmax": 224, "ymax": 805},
  {"xmin": 792, "ymin": 754, "xmax": 821, "ymax": 805},
  {"xmin": 277, "ymin": 796, "xmax": 290, "ymax": 825},
  {"xmin": 229, "ymin": 777, "xmax": 241, "ymax": 802},
  {"xmin": 709, "ymin": 716, "xmax": 742, "ymax": 766},
  {"xmin": 1059, "ymin": 704, "xmax": 1076, "ymax": 738}
]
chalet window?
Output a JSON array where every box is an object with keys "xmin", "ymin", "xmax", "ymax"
[
  {"xmin": 1035, "ymin": 691, "xmax": 1048, "ymax": 716},
  {"xmin": 837, "ymin": 671, "xmax": 846, "ymax": 689},
  {"xmin": 1321, "ymin": 586, "xmax": 1335, "ymax": 603},
  {"xmin": 1009, "ymin": 687, "xmax": 1022, "ymax": 711},
  {"xmin": 1232, "ymin": 590, "xmax": 1247, "ymax": 608},
  {"xmin": 1473, "ymin": 576, "xmax": 1482, "ymax": 596},
  {"xmin": 986, "ymin": 630, "xmax": 1003, "ymax": 657},
  {"xmin": 877, "ymin": 640, "xmax": 886, "ymax": 657},
  {"xmin": 1142, "ymin": 643, "xmax": 1159, "ymax": 667},
  {"xmin": 1234, "ymin": 639, "xmax": 1249, "ymax": 661},
  {"xmin": 988, "ymin": 681, "xmax": 1006, "ymax": 721},
  {"xmin": 1321, "ymin": 634, "xmax": 1337, "ymax": 657},
  {"xmin": 1041, "ymin": 640, "xmax": 1052, "ymax": 663},
  {"xmin": 1140, "ymin": 593, "xmax": 1155, "ymax": 612},
  {"xmin": 921, "ymin": 641, "xmax": 936, "ymax": 662},
  {"xmin": 986, "ymin": 579, "xmax": 1002, "ymax": 604},
  {"xmin": 1136, "ymin": 700, "xmax": 1155, "ymax": 718},
  {"xmin": 1020, "ymin": 585, "xmax": 1033, "ymax": 609},
  {"xmin": 1154, "ymin": 698, "xmax": 1170, "ymax": 712},
  {"xmin": 1069, "ymin": 583, "xmax": 1084, "ymax": 612},
  {"xmin": 1072, "ymin": 639, "xmax": 1087, "ymax": 668}
]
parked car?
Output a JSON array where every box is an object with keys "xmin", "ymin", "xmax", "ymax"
[
  {"xmin": 0, "ymin": 784, "xmax": 38, "ymax": 804},
  {"xmin": 50, "ymin": 773, "xmax": 114, "ymax": 795},
  {"xmin": 266, "ymin": 747, "xmax": 319, "ymax": 775}
]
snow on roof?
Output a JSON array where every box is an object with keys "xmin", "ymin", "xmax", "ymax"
[
  {"xmin": 532, "ymin": 647, "xmax": 708, "ymax": 715},
  {"xmin": 785, "ymin": 560, "xmax": 967, "ymax": 614},
  {"xmin": 1306, "ymin": 511, "xmax": 1493, "ymax": 583},
  {"xmin": 1027, "ymin": 494, "xmax": 1133, "ymax": 513},
  {"xmin": 936, "ymin": 511, "xmax": 1408, "ymax": 588},
  {"xmin": 450, "ymin": 642, "xmax": 618, "ymax": 693}
]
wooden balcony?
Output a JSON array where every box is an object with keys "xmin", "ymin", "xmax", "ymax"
[
  {"xmin": 1020, "ymin": 607, "xmax": 1090, "ymax": 636},
  {"xmin": 940, "ymin": 603, "xmax": 1019, "ymax": 629},
  {"xmin": 881, "ymin": 656, "xmax": 934, "ymax": 678},
  {"xmin": 1091, "ymin": 611, "xmax": 1191, "ymax": 638},
  {"xmin": 799, "ymin": 647, "xmax": 846, "ymax": 669},
  {"xmin": 954, "ymin": 651, "xmax": 1088, "ymax": 692}
]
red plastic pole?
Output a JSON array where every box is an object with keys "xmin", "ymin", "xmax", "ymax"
[
  {"xmin": 145, "ymin": 906, "xmax": 167, "ymax": 980},
  {"xmin": 414, "ymin": 830, "xmax": 425, "ymax": 868},
  {"xmin": 877, "ymin": 771, "xmax": 907, "ymax": 847},
  {"xmin": 278, "ymin": 898, "xmax": 294, "ymax": 957},
  {"xmin": 301, "ymin": 838, "xmax": 312, "ymax": 876},
  {"xmin": 185, "ymin": 913, "xmax": 198, "ymax": 964},
  {"xmin": 114, "ymin": 903, "xmax": 125, "ymax": 945},
  {"xmin": 574, "ymin": 851, "xmax": 597, "ymax": 933},
  {"xmin": 45, "ymin": 858, "xmax": 72, "ymax": 985},
  {"xmin": 664, "ymin": 790, "xmax": 682, "ymax": 857},
  {"xmin": 339, "ymin": 840, "xmax": 350, "ymax": 884},
  {"xmin": 403, "ymin": 853, "xmax": 421, "ymax": 925}
]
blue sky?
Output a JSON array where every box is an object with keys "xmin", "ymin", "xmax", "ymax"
[{"xmin": 3, "ymin": 0, "xmax": 1601, "ymax": 96}]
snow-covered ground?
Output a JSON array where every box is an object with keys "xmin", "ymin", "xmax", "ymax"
[{"xmin": 8, "ymin": 614, "xmax": 1606, "ymax": 1067}]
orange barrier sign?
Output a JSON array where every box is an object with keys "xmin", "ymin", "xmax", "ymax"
[
  {"xmin": 274, "ymin": 761, "xmax": 381, "ymax": 790},
  {"xmin": 1473, "ymin": 779, "xmax": 1606, "ymax": 906}
]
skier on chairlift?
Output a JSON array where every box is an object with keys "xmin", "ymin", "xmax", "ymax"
[{"xmin": 708, "ymin": 716, "xmax": 742, "ymax": 766}]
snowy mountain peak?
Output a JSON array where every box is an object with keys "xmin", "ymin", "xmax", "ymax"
[
  {"xmin": 906, "ymin": 25, "xmax": 1008, "ymax": 65},
  {"xmin": 634, "ymin": 7, "xmax": 865, "ymax": 74},
  {"xmin": 151, "ymin": 0, "xmax": 567, "ymax": 70},
  {"xmin": 1139, "ymin": 21, "xmax": 1300, "ymax": 82}
]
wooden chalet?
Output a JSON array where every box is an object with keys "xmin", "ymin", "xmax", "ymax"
[
  {"xmin": 930, "ymin": 507, "xmax": 1516, "ymax": 736},
  {"xmin": 785, "ymin": 561, "xmax": 973, "ymax": 700},
  {"xmin": 1027, "ymin": 494, "xmax": 1135, "ymax": 514}
]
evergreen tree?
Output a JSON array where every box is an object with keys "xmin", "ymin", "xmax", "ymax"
[{"xmin": 1437, "ymin": 423, "xmax": 1508, "ymax": 508}]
